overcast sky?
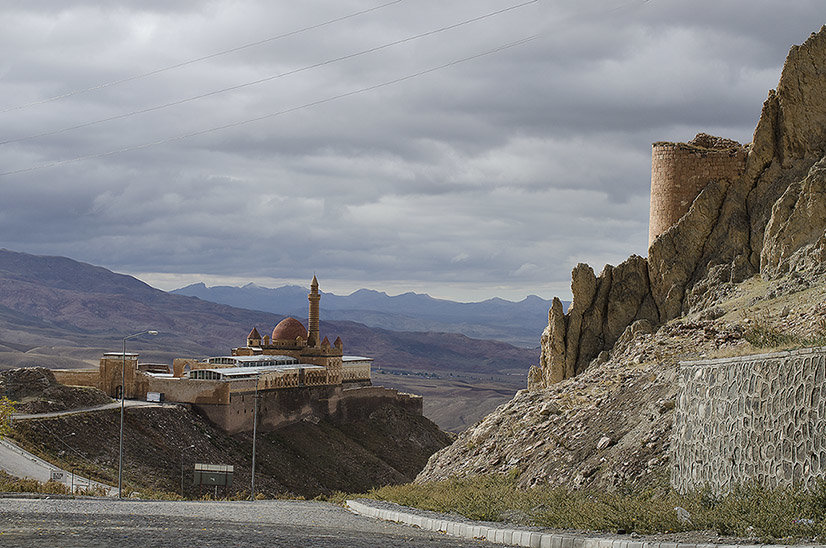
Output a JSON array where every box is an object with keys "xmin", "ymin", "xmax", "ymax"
[{"xmin": 0, "ymin": 2, "xmax": 821, "ymax": 302}]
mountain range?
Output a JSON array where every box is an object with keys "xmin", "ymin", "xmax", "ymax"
[
  {"xmin": 173, "ymin": 282, "xmax": 560, "ymax": 348},
  {"xmin": 0, "ymin": 248, "xmax": 537, "ymax": 373},
  {"xmin": 0, "ymin": 248, "xmax": 538, "ymax": 429}
]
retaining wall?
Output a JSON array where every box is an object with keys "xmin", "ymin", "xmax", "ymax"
[{"xmin": 672, "ymin": 347, "xmax": 826, "ymax": 494}]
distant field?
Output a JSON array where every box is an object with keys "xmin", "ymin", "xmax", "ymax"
[{"xmin": 372, "ymin": 369, "xmax": 525, "ymax": 433}]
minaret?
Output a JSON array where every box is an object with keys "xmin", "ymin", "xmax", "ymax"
[{"xmin": 307, "ymin": 275, "xmax": 320, "ymax": 347}]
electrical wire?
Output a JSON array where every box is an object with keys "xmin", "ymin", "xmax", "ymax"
[
  {"xmin": 0, "ymin": 35, "xmax": 539, "ymax": 177},
  {"xmin": 0, "ymin": 0, "xmax": 540, "ymax": 146},
  {"xmin": 0, "ymin": 0, "xmax": 653, "ymax": 178},
  {"xmin": 0, "ymin": 0, "xmax": 407, "ymax": 114}
]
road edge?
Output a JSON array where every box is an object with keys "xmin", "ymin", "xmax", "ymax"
[{"xmin": 345, "ymin": 498, "xmax": 820, "ymax": 548}]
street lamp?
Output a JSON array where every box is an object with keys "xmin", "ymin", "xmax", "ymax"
[
  {"xmin": 118, "ymin": 329, "xmax": 158, "ymax": 499},
  {"xmin": 250, "ymin": 372, "xmax": 261, "ymax": 501}
]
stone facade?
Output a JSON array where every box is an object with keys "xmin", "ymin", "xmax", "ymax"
[
  {"xmin": 197, "ymin": 384, "xmax": 422, "ymax": 434},
  {"xmin": 648, "ymin": 134, "xmax": 747, "ymax": 247},
  {"xmin": 672, "ymin": 347, "xmax": 826, "ymax": 495}
]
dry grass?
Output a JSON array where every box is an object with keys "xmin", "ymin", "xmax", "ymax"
[
  {"xmin": 364, "ymin": 474, "xmax": 826, "ymax": 542},
  {"xmin": 0, "ymin": 471, "xmax": 69, "ymax": 495}
]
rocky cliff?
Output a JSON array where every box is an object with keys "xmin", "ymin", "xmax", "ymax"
[
  {"xmin": 529, "ymin": 26, "xmax": 826, "ymax": 388},
  {"xmin": 419, "ymin": 26, "xmax": 826, "ymax": 489}
]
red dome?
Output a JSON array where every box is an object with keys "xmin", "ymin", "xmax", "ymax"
[{"xmin": 272, "ymin": 317, "xmax": 307, "ymax": 342}]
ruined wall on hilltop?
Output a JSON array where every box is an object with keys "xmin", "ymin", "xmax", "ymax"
[
  {"xmin": 530, "ymin": 26, "xmax": 826, "ymax": 389},
  {"xmin": 672, "ymin": 347, "xmax": 826, "ymax": 495}
]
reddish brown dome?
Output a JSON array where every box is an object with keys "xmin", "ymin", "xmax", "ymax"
[{"xmin": 272, "ymin": 317, "xmax": 307, "ymax": 342}]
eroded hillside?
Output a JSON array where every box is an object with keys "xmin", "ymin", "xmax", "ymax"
[
  {"xmin": 418, "ymin": 272, "xmax": 826, "ymax": 488},
  {"xmin": 11, "ymin": 398, "xmax": 452, "ymax": 498}
]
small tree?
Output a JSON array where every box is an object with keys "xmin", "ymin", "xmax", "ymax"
[{"xmin": 0, "ymin": 396, "xmax": 15, "ymax": 436}]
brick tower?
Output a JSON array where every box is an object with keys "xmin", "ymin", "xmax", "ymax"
[{"xmin": 648, "ymin": 133, "xmax": 747, "ymax": 247}]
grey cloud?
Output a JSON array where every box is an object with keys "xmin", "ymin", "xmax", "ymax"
[{"xmin": 0, "ymin": 1, "xmax": 821, "ymax": 301}]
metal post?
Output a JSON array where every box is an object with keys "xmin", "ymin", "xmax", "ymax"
[
  {"xmin": 71, "ymin": 468, "xmax": 74, "ymax": 495},
  {"xmin": 250, "ymin": 373, "xmax": 259, "ymax": 501}
]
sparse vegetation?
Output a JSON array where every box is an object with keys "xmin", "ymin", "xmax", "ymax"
[
  {"xmin": 0, "ymin": 396, "xmax": 14, "ymax": 435},
  {"xmin": 738, "ymin": 315, "xmax": 826, "ymax": 352},
  {"xmin": 364, "ymin": 475, "xmax": 826, "ymax": 542},
  {"xmin": 0, "ymin": 471, "xmax": 69, "ymax": 495},
  {"xmin": 743, "ymin": 317, "xmax": 798, "ymax": 348}
]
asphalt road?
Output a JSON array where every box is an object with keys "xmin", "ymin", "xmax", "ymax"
[
  {"xmin": 0, "ymin": 498, "xmax": 504, "ymax": 547},
  {"xmin": 2, "ymin": 400, "xmax": 175, "ymax": 495},
  {"xmin": 10, "ymin": 399, "xmax": 169, "ymax": 420}
]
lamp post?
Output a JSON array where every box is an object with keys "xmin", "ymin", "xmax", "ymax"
[
  {"xmin": 118, "ymin": 329, "xmax": 158, "ymax": 499},
  {"xmin": 250, "ymin": 372, "xmax": 260, "ymax": 501}
]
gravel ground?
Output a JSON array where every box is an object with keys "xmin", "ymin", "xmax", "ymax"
[{"xmin": 0, "ymin": 497, "xmax": 506, "ymax": 548}]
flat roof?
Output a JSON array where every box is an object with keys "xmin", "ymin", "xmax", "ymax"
[
  {"xmin": 209, "ymin": 355, "xmax": 297, "ymax": 362},
  {"xmin": 195, "ymin": 363, "xmax": 326, "ymax": 378},
  {"xmin": 342, "ymin": 356, "xmax": 373, "ymax": 362}
]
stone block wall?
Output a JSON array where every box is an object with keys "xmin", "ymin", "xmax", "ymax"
[
  {"xmin": 51, "ymin": 369, "xmax": 100, "ymax": 389},
  {"xmin": 649, "ymin": 139, "xmax": 747, "ymax": 247},
  {"xmin": 672, "ymin": 347, "xmax": 826, "ymax": 495}
]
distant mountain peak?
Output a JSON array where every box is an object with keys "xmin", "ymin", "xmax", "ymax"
[{"xmin": 181, "ymin": 282, "xmax": 208, "ymax": 290}]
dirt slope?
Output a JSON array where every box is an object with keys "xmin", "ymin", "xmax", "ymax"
[
  {"xmin": 10, "ymin": 399, "xmax": 452, "ymax": 498},
  {"xmin": 417, "ymin": 272, "xmax": 826, "ymax": 489}
]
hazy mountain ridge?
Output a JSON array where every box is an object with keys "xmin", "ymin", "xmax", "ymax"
[
  {"xmin": 173, "ymin": 282, "xmax": 561, "ymax": 348},
  {"xmin": 0, "ymin": 249, "xmax": 535, "ymax": 376}
]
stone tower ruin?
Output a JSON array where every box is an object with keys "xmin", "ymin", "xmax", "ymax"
[{"xmin": 648, "ymin": 133, "xmax": 748, "ymax": 247}]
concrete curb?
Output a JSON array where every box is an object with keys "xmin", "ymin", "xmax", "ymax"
[{"xmin": 345, "ymin": 499, "xmax": 824, "ymax": 548}]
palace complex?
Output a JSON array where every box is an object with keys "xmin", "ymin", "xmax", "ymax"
[{"xmin": 54, "ymin": 276, "xmax": 421, "ymax": 433}]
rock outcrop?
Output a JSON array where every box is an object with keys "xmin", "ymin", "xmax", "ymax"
[
  {"xmin": 761, "ymin": 157, "xmax": 826, "ymax": 277},
  {"xmin": 529, "ymin": 26, "xmax": 826, "ymax": 389}
]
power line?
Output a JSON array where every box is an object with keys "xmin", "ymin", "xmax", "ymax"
[
  {"xmin": 0, "ymin": 0, "xmax": 653, "ymax": 178},
  {"xmin": 0, "ymin": 0, "xmax": 406, "ymax": 114},
  {"xmin": 0, "ymin": 0, "xmax": 540, "ymax": 146},
  {"xmin": 0, "ymin": 35, "xmax": 540, "ymax": 178}
]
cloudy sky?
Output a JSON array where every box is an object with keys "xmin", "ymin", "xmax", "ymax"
[{"xmin": 0, "ymin": 1, "xmax": 821, "ymax": 302}]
